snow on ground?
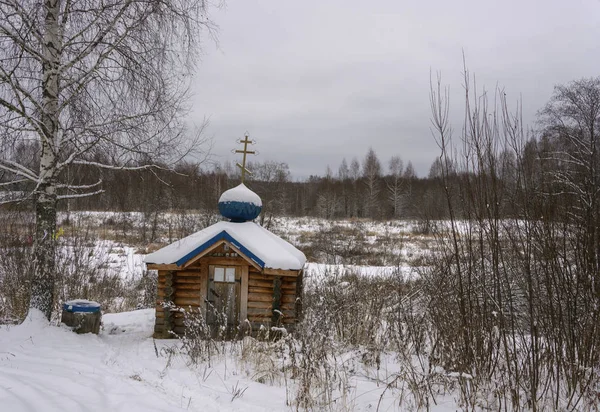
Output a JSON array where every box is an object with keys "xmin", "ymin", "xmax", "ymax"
[
  {"xmin": 0, "ymin": 309, "xmax": 459, "ymax": 412},
  {"xmin": 105, "ymin": 244, "xmax": 146, "ymax": 281},
  {"xmin": 52, "ymin": 212, "xmax": 434, "ymax": 287},
  {"xmin": 57, "ymin": 239, "xmax": 145, "ymax": 282},
  {"xmin": 305, "ymin": 262, "xmax": 420, "ymax": 284},
  {"xmin": 0, "ymin": 309, "xmax": 284, "ymax": 412},
  {"xmin": 0, "ymin": 310, "xmax": 180, "ymax": 412},
  {"xmin": 0, "ymin": 212, "xmax": 462, "ymax": 410}
]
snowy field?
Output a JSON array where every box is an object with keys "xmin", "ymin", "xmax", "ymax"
[
  {"xmin": 53, "ymin": 211, "xmax": 435, "ymax": 275},
  {"xmin": 4, "ymin": 212, "xmax": 592, "ymax": 410},
  {"xmin": 0, "ymin": 309, "xmax": 459, "ymax": 412},
  {"xmin": 0, "ymin": 212, "xmax": 463, "ymax": 411}
]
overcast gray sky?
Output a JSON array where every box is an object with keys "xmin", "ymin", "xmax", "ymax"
[{"xmin": 188, "ymin": 0, "xmax": 600, "ymax": 179}]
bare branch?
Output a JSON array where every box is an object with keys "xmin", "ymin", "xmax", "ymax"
[
  {"xmin": 71, "ymin": 160, "xmax": 168, "ymax": 171},
  {"xmin": 57, "ymin": 188, "xmax": 104, "ymax": 199},
  {"xmin": 0, "ymin": 160, "xmax": 38, "ymax": 181},
  {"xmin": 0, "ymin": 178, "xmax": 28, "ymax": 186},
  {"xmin": 56, "ymin": 179, "xmax": 102, "ymax": 190}
]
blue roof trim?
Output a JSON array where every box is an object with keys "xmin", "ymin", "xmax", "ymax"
[{"xmin": 175, "ymin": 230, "xmax": 266, "ymax": 268}]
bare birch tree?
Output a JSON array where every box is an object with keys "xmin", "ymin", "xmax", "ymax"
[
  {"xmin": 540, "ymin": 77, "xmax": 600, "ymax": 294},
  {"xmin": 387, "ymin": 155, "xmax": 404, "ymax": 217},
  {"xmin": 363, "ymin": 147, "xmax": 381, "ymax": 218},
  {"xmin": 0, "ymin": 0, "xmax": 214, "ymax": 319},
  {"xmin": 349, "ymin": 156, "xmax": 361, "ymax": 216}
]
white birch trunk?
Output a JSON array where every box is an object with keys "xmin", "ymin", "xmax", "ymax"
[{"xmin": 30, "ymin": 0, "xmax": 61, "ymax": 319}]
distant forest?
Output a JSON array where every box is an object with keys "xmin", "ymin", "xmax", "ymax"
[
  {"xmin": 3, "ymin": 76, "xmax": 600, "ymax": 229},
  {"xmin": 0, "ymin": 132, "xmax": 583, "ymax": 224},
  {"xmin": 0, "ymin": 147, "xmax": 475, "ymax": 220}
]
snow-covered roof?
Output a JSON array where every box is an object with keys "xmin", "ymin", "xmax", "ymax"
[
  {"xmin": 144, "ymin": 221, "xmax": 306, "ymax": 271},
  {"xmin": 219, "ymin": 183, "xmax": 262, "ymax": 206}
]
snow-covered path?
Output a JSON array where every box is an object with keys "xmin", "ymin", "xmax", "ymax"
[
  {"xmin": 0, "ymin": 309, "xmax": 459, "ymax": 411},
  {"xmin": 0, "ymin": 310, "xmax": 171, "ymax": 411},
  {"xmin": 0, "ymin": 310, "xmax": 285, "ymax": 412}
]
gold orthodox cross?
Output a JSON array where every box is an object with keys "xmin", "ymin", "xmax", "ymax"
[{"xmin": 235, "ymin": 133, "xmax": 255, "ymax": 183}]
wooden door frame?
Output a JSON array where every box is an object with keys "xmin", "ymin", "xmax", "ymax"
[{"xmin": 207, "ymin": 264, "xmax": 249, "ymax": 325}]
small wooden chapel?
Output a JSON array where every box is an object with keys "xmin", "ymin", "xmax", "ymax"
[{"xmin": 145, "ymin": 135, "xmax": 306, "ymax": 338}]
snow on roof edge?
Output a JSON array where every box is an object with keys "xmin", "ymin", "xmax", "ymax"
[
  {"xmin": 173, "ymin": 230, "xmax": 266, "ymax": 268},
  {"xmin": 144, "ymin": 221, "xmax": 306, "ymax": 271}
]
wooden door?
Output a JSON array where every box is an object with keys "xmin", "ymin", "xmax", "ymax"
[{"xmin": 207, "ymin": 265, "xmax": 240, "ymax": 338}]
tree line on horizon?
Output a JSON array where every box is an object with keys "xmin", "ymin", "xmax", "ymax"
[
  {"xmin": 2, "ymin": 73, "xmax": 600, "ymax": 228},
  {"xmin": 0, "ymin": 145, "xmax": 465, "ymax": 221}
]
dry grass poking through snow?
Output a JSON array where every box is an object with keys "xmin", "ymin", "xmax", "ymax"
[{"xmin": 3, "ymin": 210, "xmax": 598, "ymax": 410}]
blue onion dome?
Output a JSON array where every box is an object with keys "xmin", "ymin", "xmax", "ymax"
[{"xmin": 218, "ymin": 183, "xmax": 262, "ymax": 222}]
